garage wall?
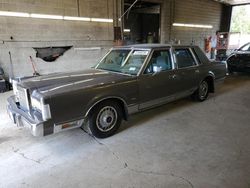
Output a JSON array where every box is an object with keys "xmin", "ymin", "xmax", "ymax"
[
  {"xmin": 0, "ymin": 0, "xmax": 116, "ymax": 78},
  {"xmin": 160, "ymin": 0, "xmax": 171, "ymax": 43},
  {"xmin": 0, "ymin": 0, "xmax": 224, "ymax": 78},
  {"xmin": 161, "ymin": 0, "xmax": 222, "ymax": 50}
]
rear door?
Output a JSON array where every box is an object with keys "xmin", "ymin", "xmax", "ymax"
[{"xmin": 172, "ymin": 47, "xmax": 200, "ymax": 97}]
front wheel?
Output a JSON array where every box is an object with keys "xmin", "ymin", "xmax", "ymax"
[
  {"xmin": 88, "ymin": 101, "xmax": 122, "ymax": 138},
  {"xmin": 193, "ymin": 80, "xmax": 209, "ymax": 102}
]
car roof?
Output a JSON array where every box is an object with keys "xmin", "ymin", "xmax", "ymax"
[
  {"xmin": 114, "ymin": 43, "xmax": 198, "ymax": 49},
  {"xmin": 127, "ymin": 44, "xmax": 171, "ymax": 48}
]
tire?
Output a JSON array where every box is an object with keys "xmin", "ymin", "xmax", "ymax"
[
  {"xmin": 193, "ymin": 80, "xmax": 209, "ymax": 102},
  {"xmin": 228, "ymin": 68, "xmax": 233, "ymax": 74},
  {"xmin": 88, "ymin": 101, "xmax": 122, "ymax": 138}
]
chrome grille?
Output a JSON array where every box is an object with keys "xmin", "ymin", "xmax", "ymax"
[{"xmin": 17, "ymin": 85, "xmax": 30, "ymax": 111}]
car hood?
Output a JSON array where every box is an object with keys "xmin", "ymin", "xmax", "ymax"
[{"xmin": 20, "ymin": 69, "xmax": 133, "ymax": 96}]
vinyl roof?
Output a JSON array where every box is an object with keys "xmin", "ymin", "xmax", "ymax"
[{"xmin": 114, "ymin": 43, "xmax": 197, "ymax": 49}]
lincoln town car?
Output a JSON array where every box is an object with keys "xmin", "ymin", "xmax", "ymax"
[{"xmin": 7, "ymin": 44, "xmax": 227, "ymax": 138}]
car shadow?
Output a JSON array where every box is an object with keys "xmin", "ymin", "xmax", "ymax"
[
  {"xmin": 217, "ymin": 73, "xmax": 250, "ymax": 95},
  {"xmin": 118, "ymin": 97, "xmax": 195, "ymax": 134}
]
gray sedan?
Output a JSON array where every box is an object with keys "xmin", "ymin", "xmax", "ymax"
[{"xmin": 7, "ymin": 44, "xmax": 227, "ymax": 138}]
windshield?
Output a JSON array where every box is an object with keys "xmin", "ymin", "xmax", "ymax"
[
  {"xmin": 96, "ymin": 49, "xmax": 149, "ymax": 75},
  {"xmin": 239, "ymin": 43, "xmax": 250, "ymax": 51}
]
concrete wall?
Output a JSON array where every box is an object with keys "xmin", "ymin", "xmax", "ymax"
[{"xmin": 0, "ymin": 0, "xmax": 116, "ymax": 78}]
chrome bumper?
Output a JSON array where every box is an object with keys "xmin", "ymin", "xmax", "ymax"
[{"xmin": 7, "ymin": 96, "xmax": 45, "ymax": 136}]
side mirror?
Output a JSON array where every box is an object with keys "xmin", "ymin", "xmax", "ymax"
[{"xmin": 153, "ymin": 66, "xmax": 161, "ymax": 73}]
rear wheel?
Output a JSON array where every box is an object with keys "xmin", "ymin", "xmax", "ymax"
[
  {"xmin": 88, "ymin": 101, "xmax": 122, "ymax": 138},
  {"xmin": 193, "ymin": 80, "xmax": 209, "ymax": 102}
]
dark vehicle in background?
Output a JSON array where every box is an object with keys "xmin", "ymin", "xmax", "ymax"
[
  {"xmin": 227, "ymin": 42, "xmax": 250, "ymax": 73},
  {"xmin": 7, "ymin": 44, "xmax": 227, "ymax": 138}
]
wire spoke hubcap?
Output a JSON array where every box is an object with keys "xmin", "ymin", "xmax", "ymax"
[{"xmin": 96, "ymin": 106, "xmax": 117, "ymax": 132}]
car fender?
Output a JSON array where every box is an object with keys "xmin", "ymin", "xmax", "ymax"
[
  {"xmin": 199, "ymin": 71, "xmax": 215, "ymax": 93},
  {"xmin": 226, "ymin": 53, "xmax": 236, "ymax": 61},
  {"xmin": 207, "ymin": 71, "xmax": 215, "ymax": 79},
  {"xmin": 84, "ymin": 95, "xmax": 129, "ymax": 120}
]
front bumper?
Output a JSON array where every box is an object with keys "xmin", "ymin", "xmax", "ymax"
[{"xmin": 7, "ymin": 96, "xmax": 45, "ymax": 136}]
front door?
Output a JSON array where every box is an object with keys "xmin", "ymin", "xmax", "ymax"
[
  {"xmin": 238, "ymin": 43, "xmax": 250, "ymax": 70},
  {"xmin": 138, "ymin": 49, "xmax": 178, "ymax": 109}
]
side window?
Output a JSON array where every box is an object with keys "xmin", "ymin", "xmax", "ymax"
[
  {"xmin": 144, "ymin": 50, "xmax": 172, "ymax": 74},
  {"xmin": 175, "ymin": 49, "xmax": 196, "ymax": 68}
]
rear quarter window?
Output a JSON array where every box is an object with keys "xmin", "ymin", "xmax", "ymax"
[{"xmin": 192, "ymin": 47, "xmax": 210, "ymax": 64}]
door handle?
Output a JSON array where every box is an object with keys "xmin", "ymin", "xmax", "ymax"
[{"xmin": 195, "ymin": 69, "xmax": 200, "ymax": 73}]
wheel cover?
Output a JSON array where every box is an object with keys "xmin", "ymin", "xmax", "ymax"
[
  {"xmin": 199, "ymin": 81, "xmax": 208, "ymax": 100},
  {"xmin": 96, "ymin": 106, "xmax": 118, "ymax": 132}
]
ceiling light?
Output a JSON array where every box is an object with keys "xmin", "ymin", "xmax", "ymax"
[
  {"xmin": 173, "ymin": 23, "xmax": 213, "ymax": 29},
  {"xmin": 91, "ymin": 18, "xmax": 113, "ymax": 23},
  {"xmin": 0, "ymin": 10, "xmax": 113, "ymax": 23},
  {"xmin": 63, "ymin": 16, "xmax": 91, "ymax": 21},
  {"xmin": 124, "ymin": 29, "xmax": 131, "ymax": 32},
  {"xmin": 30, "ymin": 14, "xmax": 63, "ymax": 20},
  {"xmin": 0, "ymin": 11, "xmax": 29, "ymax": 17}
]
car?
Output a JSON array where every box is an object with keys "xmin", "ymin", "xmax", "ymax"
[
  {"xmin": 227, "ymin": 42, "xmax": 250, "ymax": 73},
  {"xmin": 7, "ymin": 44, "xmax": 227, "ymax": 138}
]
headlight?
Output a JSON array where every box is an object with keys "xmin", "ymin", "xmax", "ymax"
[
  {"xmin": 41, "ymin": 103, "xmax": 51, "ymax": 121},
  {"xmin": 12, "ymin": 80, "xmax": 19, "ymax": 101},
  {"xmin": 31, "ymin": 97, "xmax": 42, "ymax": 110},
  {"xmin": 31, "ymin": 97, "xmax": 51, "ymax": 121}
]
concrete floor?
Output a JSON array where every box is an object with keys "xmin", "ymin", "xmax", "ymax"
[{"xmin": 0, "ymin": 74, "xmax": 250, "ymax": 188}]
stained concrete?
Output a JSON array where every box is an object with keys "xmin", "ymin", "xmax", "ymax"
[{"xmin": 0, "ymin": 74, "xmax": 250, "ymax": 188}]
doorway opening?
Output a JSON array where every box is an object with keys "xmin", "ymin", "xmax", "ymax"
[
  {"xmin": 230, "ymin": 4, "xmax": 250, "ymax": 47},
  {"xmin": 123, "ymin": 0, "xmax": 160, "ymax": 45}
]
